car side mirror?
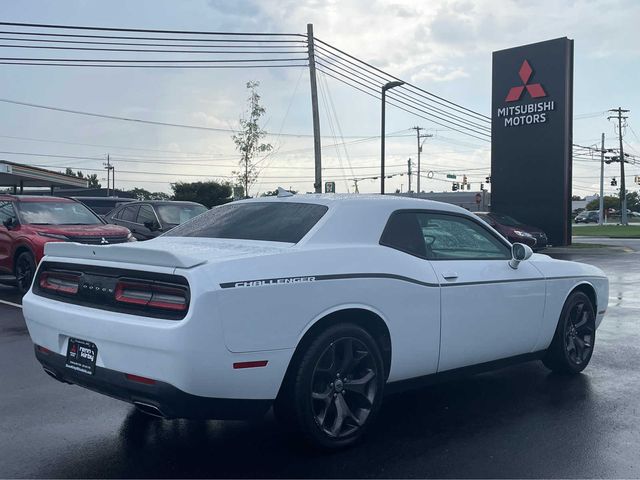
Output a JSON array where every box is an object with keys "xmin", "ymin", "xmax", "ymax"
[
  {"xmin": 3, "ymin": 217, "xmax": 17, "ymax": 229},
  {"xmin": 509, "ymin": 243, "xmax": 533, "ymax": 269},
  {"xmin": 144, "ymin": 220, "xmax": 161, "ymax": 231}
]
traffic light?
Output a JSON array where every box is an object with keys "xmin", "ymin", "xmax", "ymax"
[
  {"xmin": 480, "ymin": 183, "xmax": 485, "ymax": 191},
  {"xmin": 466, "ymin": 183, "xmax": 471, "ymax": 190},
  {"xmin": 485, "ymin": 176, "xmax": 491, "ymax": 184},
  {"xmin": 611, "ymin": 177, "xmax": 617, "ymax": 186},
  {"xmin": 452, "ymin": 182, "xmax": 459, "ymax": 191}
]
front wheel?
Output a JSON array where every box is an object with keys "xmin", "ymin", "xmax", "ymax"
[
  {"xmin": 15, "ymin": 251, "xmax": 36, "ymax": 295},
  {"xmin": 278, "ymin": 323, "xmax": 385, "ymax": 449},
  {"xmin": 542, "ymin": 291, "xmax": 595, "ymax": 374}
]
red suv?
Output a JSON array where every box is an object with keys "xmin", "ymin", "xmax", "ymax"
[{"xmin": 0, "ymin": 195, "xmax": 134, "ymax": 294}]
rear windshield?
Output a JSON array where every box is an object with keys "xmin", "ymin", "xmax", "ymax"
[
  {"xmin": 164, "ymin": 202, "xmax": 328, "ymax": 243},
  {"xmin": 17, "ymin": 201, "xmax": 102, "ymax": 225}
]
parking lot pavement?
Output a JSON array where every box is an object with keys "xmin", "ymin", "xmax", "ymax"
[{"xmin": 1, "ymin": 242, "xmax": 640, "ymax": 478}]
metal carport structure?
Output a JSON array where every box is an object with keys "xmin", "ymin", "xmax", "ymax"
[{"xmin": 0, "ymin": 161, "xmax": 87, "ymax": 193}]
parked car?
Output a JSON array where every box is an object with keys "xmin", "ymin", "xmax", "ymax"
[
  {"xmin": 23, "ymin": 194, "xmax": 608, "ymax": 448},
  {"xmin": 106, "ymin": 200, "xmax": 207, "ymax": 240},
  {"xmin": 475, "ymin": 212, "xmax": 548, "ymax": 250},
  {"xmin": 575, "ymin": 210, "xmax": 599, "ymax": 224},
  {"xmin": 71, "ymin": 196, "xmax": 135, "ymax": 217},
  {"xmin": 0, "ymin": 195, "xmax": 135, "ymax": 294}
]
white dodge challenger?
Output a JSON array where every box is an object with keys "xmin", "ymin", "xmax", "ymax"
[{"xmin": 23, "ymin": 193, "xmax": 608, "ymax": 448}]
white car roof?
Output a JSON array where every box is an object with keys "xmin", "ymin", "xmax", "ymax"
[{"xmin": 235, "ymin": 194, "xmax": 474, "ymax": 246}]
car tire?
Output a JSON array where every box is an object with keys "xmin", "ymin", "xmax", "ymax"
[
  {"xmin": 15, "ymin": 251, "xmax": 36, "ymax": 295},
  {"xmin": 542, "ymin": 291, "xmax": 596, "ymax": 374},
  {"xmin": 277, "ymin": 323, "xmax": 385, "ymax": 449}
]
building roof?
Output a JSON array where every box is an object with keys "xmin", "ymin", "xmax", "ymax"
[{"xmin": 0, "ymin": 161, "xmax": 88, "ymax": 189}]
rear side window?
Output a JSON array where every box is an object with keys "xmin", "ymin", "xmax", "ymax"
[
  {"xmin": 137, "ymin": 205, "xmax": 156, "ymax": 225},
  {"xmin": 165, "ymin": 202, "xmax": 328, "ymax": 243},
  {"xmin": 121, "ymin": 205, "xmax": 139, "ymax": 222}
]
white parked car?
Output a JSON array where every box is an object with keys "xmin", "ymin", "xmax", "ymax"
[{"xmin": 23, "ymin": 193, "xmax": 608, "ymax": 448}]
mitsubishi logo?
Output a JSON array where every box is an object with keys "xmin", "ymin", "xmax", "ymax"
[
  {"xmin": 505, "ymin": 60, "xmax": 546, "ymax": 102},
  {"xmin": 100, "ymin": 237, "xmax": 109, "ymax": 245}
]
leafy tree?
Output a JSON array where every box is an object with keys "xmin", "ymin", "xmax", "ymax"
[
  {"xmin": 232, "ymin": 81, "xmax": 272, "ymax": 198},
  {"xmin": 128, "ymin": 187, "xmax": 170, "ymax": 200},
  {"xmin": 86, "ymin": 174, "xmax": 101, "ymax": 188},
  {"xmin": 65, "ymin": 168, "xmax": 100, "ymax": 188},
  {"xmin": 586, "ymin": 192, "xmax": 640, "ymax": 212},
  {"xmin": 586, "ymin": 196, "xmax": 618, "ymax": 211},
  {"xmin": 571, "ymin": 195, "xmax": 583, "ymax": 201},
  {"xmin": 171, "ymin": 181, "xmax": 232, "ymax": 208}
]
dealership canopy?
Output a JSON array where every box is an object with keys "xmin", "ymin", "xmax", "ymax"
[{"xmin": 0, "ymin": 161, "xmax": 88, "ymax": 193}]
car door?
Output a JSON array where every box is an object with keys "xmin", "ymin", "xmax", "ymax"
[
  {"xmin": 134, "ymin": 204, "xmax": 160, "ymax": 240},
  {"xmin": 119, "ymin": 205, "xmax": 141, "ymax": 239},
  {"xmin": 0, "ymin": 201, "xmax": 16, "ymax": 272},
  {"xmin": 415, "ymin": 211, "xmax": 546, "ymax": 372}
]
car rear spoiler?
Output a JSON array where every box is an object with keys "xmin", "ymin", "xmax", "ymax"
[{"xmin": 44, "ymin": 242, "xmax": 206, "ymax": 269}]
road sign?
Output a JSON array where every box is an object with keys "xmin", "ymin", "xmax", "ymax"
[
  {"xmin": 446, "ymin": 174, "xmax": 456, "ymax": 179},
  {"xmin": 324, "ymin": 181, "xmax": 336, "ymax": 193}
]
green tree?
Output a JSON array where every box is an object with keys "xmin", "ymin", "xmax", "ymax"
[
  {"xmin": 586, "ymin": 192, "xmax": 640, "ymax": 212},
  {"xmin": 586, "ymin": 196, "xmax": 617, "ymax": 211},
  {"xmin": 232, "ymin": 81, "xmax": 272, "ymax": 198},
  {"xmin": 86, "ymin": 174, "xmax": 101, "ymax": 188},
  {"xmin": 128, "ymin": 187, "xmax": 170, "ymax": 200},
  {"xmin": 171, "ymin": 181, "xmax": 232, "ymax": 208}
]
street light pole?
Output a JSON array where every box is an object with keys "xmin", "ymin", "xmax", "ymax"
[{"xmin": 380, "ymin": 80, "xmax": 404, "ymax": 194}]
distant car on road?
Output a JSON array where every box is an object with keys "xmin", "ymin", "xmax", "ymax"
[
  {"xmin": 0, "ymin": 195, "xmax": 134, "ymax": 294},
  {"xmin": 475, "ymin": 212, "xmax": 548, "ymax": 250},
  {"xmin": 71, "ymin": 196, "xmax": 135, "ymax": 217},
  {"xmin": 106, "ymin": 200, "xmax": 207, "ymax": 240},
  {"xmin": 575, "ymin": 210, "xmax": 599, "ymax": 224},
  {"xmin": 23, "ymin": 194, "xmax": 608, "ymax": 448}
]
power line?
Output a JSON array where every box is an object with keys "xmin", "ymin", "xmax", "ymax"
[
  {"xmin": 314, "ymin": 45, "xmax": 490, "ymax": 132},
  {"xmin": 314, "ymin": 37, "xmax": 490, "ymax": 122},
  {"xmin": 0, "ymin": 44, "xmax": 308, "ymax": 54},
  {"xmin": 315, "ymin": 58, "xmax": 491, "ymax": 136},
  {"xmin": 0, "ymin": 62, "xmax": 308, "ymax": 68},
  {"xmin": 0, "ymin": 21, "xmax": 306, "ymax": 37}
]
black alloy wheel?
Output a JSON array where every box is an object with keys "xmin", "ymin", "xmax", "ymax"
[
  {"xmin": 277, "ymin": 323, "xmax": 385, "ymax": 449},
  {"xmin": 564, "ymin": 301, "xmax": 595, "ymax": 367},
  {"xmin": 543, "ymin": 291, "xmax": 595, "ymax": 374},
  {"xmin": 15, "ymin": 251, "xmax": 36, "ymax": 295},
  {"xmin": 310, "ymin": 337, "xmax": 378, "ymax": 439}
]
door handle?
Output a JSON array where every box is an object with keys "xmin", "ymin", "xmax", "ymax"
[{"xmin": 442, "ymin": 272, "xmax": 458, "ymax": 280}]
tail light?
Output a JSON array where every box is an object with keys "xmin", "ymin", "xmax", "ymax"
[
  {"xmin": 39, "ymin": 271, "xmax": 80, "ymax": 295},
  {"xmin": 115, "ymin": 280, "xmax": 188, "ymax": 312}
]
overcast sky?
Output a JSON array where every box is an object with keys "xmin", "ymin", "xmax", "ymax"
[{"xmin": 1, "ymin": 0, "xmax": 639, "ymax": 196}]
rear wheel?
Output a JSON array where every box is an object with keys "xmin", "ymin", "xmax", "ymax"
[
  {"xmin": 277, "ymin": 323, "xmax": 385, "ymax": 449},
  {"xmin": 15, "ymin": 251, "xmax": 36, "ymax": 295},
  {"xmin": 542, "ymin": 291, "xmax": 595, "ymax": 374}
]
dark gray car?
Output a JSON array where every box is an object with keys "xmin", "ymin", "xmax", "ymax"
[{"xmin": 106, "ymin": 200, "xmax": 207, "ymax": 240}]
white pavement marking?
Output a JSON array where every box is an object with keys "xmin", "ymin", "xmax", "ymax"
[{"xmin": 0, "ymin": 299, "xmax": 22, "ymax": 309}]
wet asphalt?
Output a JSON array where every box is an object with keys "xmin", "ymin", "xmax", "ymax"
[{"xmin": 1, "ymin": 239, "xmax": 639, "ymax": 478}]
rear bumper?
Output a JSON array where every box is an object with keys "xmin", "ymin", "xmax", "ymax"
[{"xmin": 35, "ymin": 347, "xmax": 271, "ymax": 420}]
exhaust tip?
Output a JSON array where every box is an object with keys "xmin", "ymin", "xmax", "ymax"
[{"xmin": 133, "ymin": 401, "xmax": 165, "ymax": 418}]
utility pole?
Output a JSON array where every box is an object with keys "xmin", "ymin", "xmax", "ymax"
[
  {"xmin": 353, "ymin": 178, "xmax": 360, "ymax": 194},
  {"xmin": 599, "ymin": 133, "xmax": 605, "ymax": 225},
  {"xmin": 307, "ymin": 24, "xmax": 322, "ymax": 193},
  {"xmin": 412, "ymin": 126, "xmax": 433, "ymax": 193},
  {"xmin": 104, "ymin": 154, "xmax": 111, "ymax": 196},
  {"xmin": 104, "ymin": 154, "xmax": 114, "ymax": 196},
  {"xmin": 407, "ymin": 158, "xmax": 412, "ymax": 193},
  {"xmin": 380, "ymin": 81, "xmax": 404, "ymax": 194},
  {"xmin": 608, "ymin": 108, "xmax": 630, "ymax": 225}
]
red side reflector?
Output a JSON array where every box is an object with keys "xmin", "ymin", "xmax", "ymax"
[
  {"xmin": 36, "ymin": 345, "xmax": 52, "ymax": 354},
  {"xmin": 233, "ymin": 360, "xmax": 268, "ymax": 369},
  {"xmin": 125, "ymin": 373, "xmax": 156, "ymax": 385}
]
